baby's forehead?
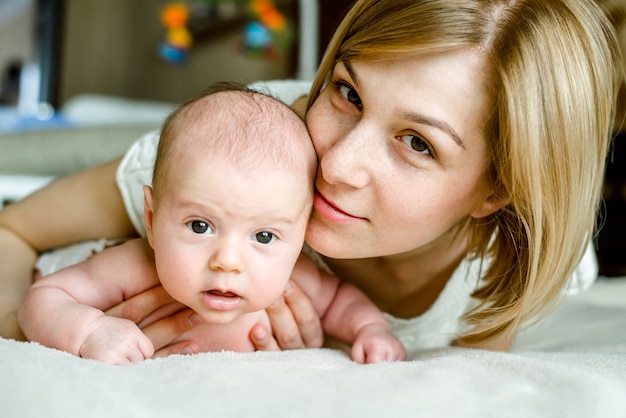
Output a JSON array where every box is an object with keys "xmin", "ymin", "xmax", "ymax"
[
  {"xmin": 162, "ymin": 163, "xmax": 312, "ymax": 224},
  {"xmin": 162, "ymin": 88, "xmax": 313, "ymax": 183}
]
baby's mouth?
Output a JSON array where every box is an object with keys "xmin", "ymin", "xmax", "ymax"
[
  {"xmin": 201, "ymin": 289, "xmax": 242, "ymax": 310},
  {"xmin": 208, "ymin": 290, "xmax": 237, "ymax": 298}
]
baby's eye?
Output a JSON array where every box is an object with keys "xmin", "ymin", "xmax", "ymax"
[
  {"xmin": 254, "ymin": 231, "xmax": 276, "ymax": 244},
  {"xmin": 399, "ymin": 134, "xmax": 432, "ymax": 156},
  {"xmin": 186, "ymin": 220, "xmax": 213, "ymax": 234},
  {"xmin": 335, "ymin": 82, "xmax": 362, "ymax": 109}
]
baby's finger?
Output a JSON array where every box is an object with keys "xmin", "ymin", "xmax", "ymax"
[
  {"xmin": 351, "ymin": 342, "xmax": 366, "ymax": 364},
  {"xmin": 138, "ymin": 334, "xmax": 156, "ymax": 359},
  {"xmin": 142, "ymin": 309, "xmax": 202, "ymax": 350},
  {"xmin": 152, "ymin": 341, "xmax": 199, "ymax": 358},
  {"xmin": 125, "ymin": 348, "xmax": 147, "ymax": 364},
  {"xmin": 105, "ymin": 285, "xmax": 175, "ymax": 324}
]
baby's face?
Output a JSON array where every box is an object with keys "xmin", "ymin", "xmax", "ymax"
[{"xmin": 148, "ymin": 157, "xmax": 312, "ymax": 324}]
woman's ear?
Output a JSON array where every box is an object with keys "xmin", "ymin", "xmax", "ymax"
[
  {"xmin": 143, "ymin": 185, "xmax": 155, "ymax": 246},
  {"xmin": 470, "ymin": 192, "xmax": 508, "ymax": 219}
]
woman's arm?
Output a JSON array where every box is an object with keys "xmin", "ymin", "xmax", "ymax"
[
  {"xmin": 0, "ymin": 158, "xmax": 134, "ymax": 340},
  {"xmin": 0, "ymin": 158, "xmax": 135, "ymax": 250}
]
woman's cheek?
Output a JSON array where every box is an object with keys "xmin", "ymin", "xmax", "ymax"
[
  {"xmin": 306, "ymin": 102, "xmax": 335, "ymax": 157},
  {"xmin": 305, "ymin": 106, "xmax": 321, "ymax": 147}
]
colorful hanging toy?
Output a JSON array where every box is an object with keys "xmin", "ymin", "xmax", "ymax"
[
  {"xmin": 244, "ymin": 0, "xmax": 288, "ymax": 58},
  {"xmin": 159, "ymin": 1, "xmax": 290, "ymax": 64},
  {"xmin": 159, "ymin": 3, "xmax": 193, "ymax": 64}
]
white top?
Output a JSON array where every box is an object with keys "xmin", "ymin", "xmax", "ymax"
[{"xmin": 115, "ymin": 80, "xmax": 598, "ymax": 352}]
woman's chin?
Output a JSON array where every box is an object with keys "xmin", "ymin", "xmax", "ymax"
[{"xmin": 305, "ymin": 222, "xmax": 360, "ymax": 259}]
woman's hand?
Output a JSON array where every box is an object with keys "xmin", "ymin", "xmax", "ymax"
[
  {"xmin": 249, "ymin": 280, "xmax": 324, "ymax": 351},
  {"xmin": 105, "ymin": 285, "xmax": 204, "ymax": 357}
]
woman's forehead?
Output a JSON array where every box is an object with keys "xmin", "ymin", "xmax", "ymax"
[{"xmin": 340, "ymin": 50, "xmax": 492, "ymax": 124}]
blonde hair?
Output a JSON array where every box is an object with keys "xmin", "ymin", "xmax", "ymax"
[
  {"xmin": 152, "ymin": 82, "xmax": 316, "ymax": 205},
  {"xmin": 308, "ymin": 0, "xmax": 622, "ymax": 344}
]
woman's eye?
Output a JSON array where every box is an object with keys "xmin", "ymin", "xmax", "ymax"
[
  {"xmin": 399, "ymin": 134, "xmax": 431, "ymax": 156},
  {"xmin": 186, "ymin": 220, "xmax": 212, "ymax": 234},
  {"xmin": 336, "ymin": 82, "xmax": 362, "ymax": 108},
  {"xmin": 254, "ymin": 231, "xmax": 276, "ymax": 244}
]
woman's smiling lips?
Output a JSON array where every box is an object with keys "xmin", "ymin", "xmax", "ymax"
[
  {"xmin": 313, "ymin": 190, "xmax": 365, "ymax": 223},
  {"xmin": 201, "ymin": 290, "xmax": 242, "ymax": 311}
]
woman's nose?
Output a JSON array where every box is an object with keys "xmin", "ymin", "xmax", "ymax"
[
  {"xmin": 319, "ymin": 122, "xmax": 374, "ymax": 188},
  {"xmin": 208, "ymin": 238, "xmax": 244, "ymax": 273}
]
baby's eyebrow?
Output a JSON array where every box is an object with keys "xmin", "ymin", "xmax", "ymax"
[{"xmin": 256, "ymin": 215, "xmax": 299, "ymax": 226}]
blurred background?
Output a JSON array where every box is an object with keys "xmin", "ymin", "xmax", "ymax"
[
  {"xmin": 0, "ymin": 0, "xmax": 353, "ymax": 117},
  {"xmin": 0, "ymin": 0, "xmax": 347, "ymax": 222},
  {"xmin": 0, "ymin": 0, "xmax": 625, "ymax": 277}
]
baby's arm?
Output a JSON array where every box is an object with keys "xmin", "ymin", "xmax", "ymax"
[
  {"xmin": 291, "ymin": 254, "xmax": 406, "ymax": 363},
  {"xmin": 18, "ymin": 239, "xmax": 156, "ymax": 364}
]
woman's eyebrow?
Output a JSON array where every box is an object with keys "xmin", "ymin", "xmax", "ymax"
[
  {"xmin": 342, "ymin": 60, "xmax": 359, "ymax": 86},
  {"xmin": 402, "ymin": 111, "xmax": 466, "ymax": 149},
  {"xmin": 343, "ymin": 59, "xmax": 465, "ymax": 149}
]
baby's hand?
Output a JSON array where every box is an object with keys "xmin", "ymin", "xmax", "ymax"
[
  {"xmin": 79, "ymin": 316, "xmax": 155, "ymax": 364},
  {"xmin": 351, "ymin": 323, "xmax": 406, "ymax": 364}
]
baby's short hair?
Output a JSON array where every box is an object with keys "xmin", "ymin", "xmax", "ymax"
[{"xmin": 152, "ymin": 82, "xmax": 315, "ymax": 200}]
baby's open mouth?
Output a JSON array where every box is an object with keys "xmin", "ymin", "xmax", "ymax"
[
  {"xmin": 202, "ymin": 289, "xmax": 242, "ymax": 311},
  {"xmin": 208, "ymin": 290, "xmax": 237, "ymax": 298}
]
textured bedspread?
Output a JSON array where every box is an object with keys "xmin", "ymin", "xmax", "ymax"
[{"xmin": 2, "ymin": 278, "xmax": 626, "ymax": 418}]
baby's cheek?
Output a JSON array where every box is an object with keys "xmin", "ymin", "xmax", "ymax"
[{"xmin": 253, "ymin": 283, "xmax": 288, "ymax": 312}]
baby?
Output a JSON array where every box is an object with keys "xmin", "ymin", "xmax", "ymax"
[{"xmin": 18, "ymin": 83, "xmax": 406, "ymax": 364}]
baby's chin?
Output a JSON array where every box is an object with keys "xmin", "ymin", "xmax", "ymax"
[
  {"xmin": 195, "ymin": 308, "xmax": 243, "ymax": 325},
  {"xmin": 192, "ymin": 297, "xmax": 268, "ymax": 325}
]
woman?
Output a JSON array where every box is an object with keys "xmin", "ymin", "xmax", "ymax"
[{"xmin": 0, "ymin": 0, "xmax": 620, "ymax": 354}]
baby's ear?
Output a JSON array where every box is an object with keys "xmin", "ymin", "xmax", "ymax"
[
  {"xmin": 470, "ymin": 192, "xmax": 508, "ymax": 219},
  {"xmin": 143, "ymin": 185, "xmax": 155, "ymax": 245}
]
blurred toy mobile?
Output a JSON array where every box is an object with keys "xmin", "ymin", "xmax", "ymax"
[
  {"xmin": 244, "ymin": 0, "xmax": 289, "ymax": 58},
  {"xmin": 159, "ymin": 0, "xmax": 290, "ymax": 64},
  {"xmin": 159, "ymin": 3, "xmax": 193, "ymax": 64}
]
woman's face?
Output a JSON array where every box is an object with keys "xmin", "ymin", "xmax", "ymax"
[{"xmin": 305, "ymin": 49, "xmax": 499, "ymax": 259}]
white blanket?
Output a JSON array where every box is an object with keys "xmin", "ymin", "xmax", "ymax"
[{"xmin": 2, "ymin": 277, "xmax": 626, "ymax": 418}]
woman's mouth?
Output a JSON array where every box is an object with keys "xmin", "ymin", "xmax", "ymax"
[
  {"xmin": 201, "ymin": 290, "xmax": 242, "ymax": 311},
  {"xmin": 313, "ymin": 190, "xmax": 365, "ymax": 224}
]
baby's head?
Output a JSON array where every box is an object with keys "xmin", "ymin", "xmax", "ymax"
[
  {"xmin": 152, "ymin": 82, "xmax": 316, "ymax": 203},
  {"xmin": 144, "ymin": 83, "xmax": 317, "ymax": 323}
]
